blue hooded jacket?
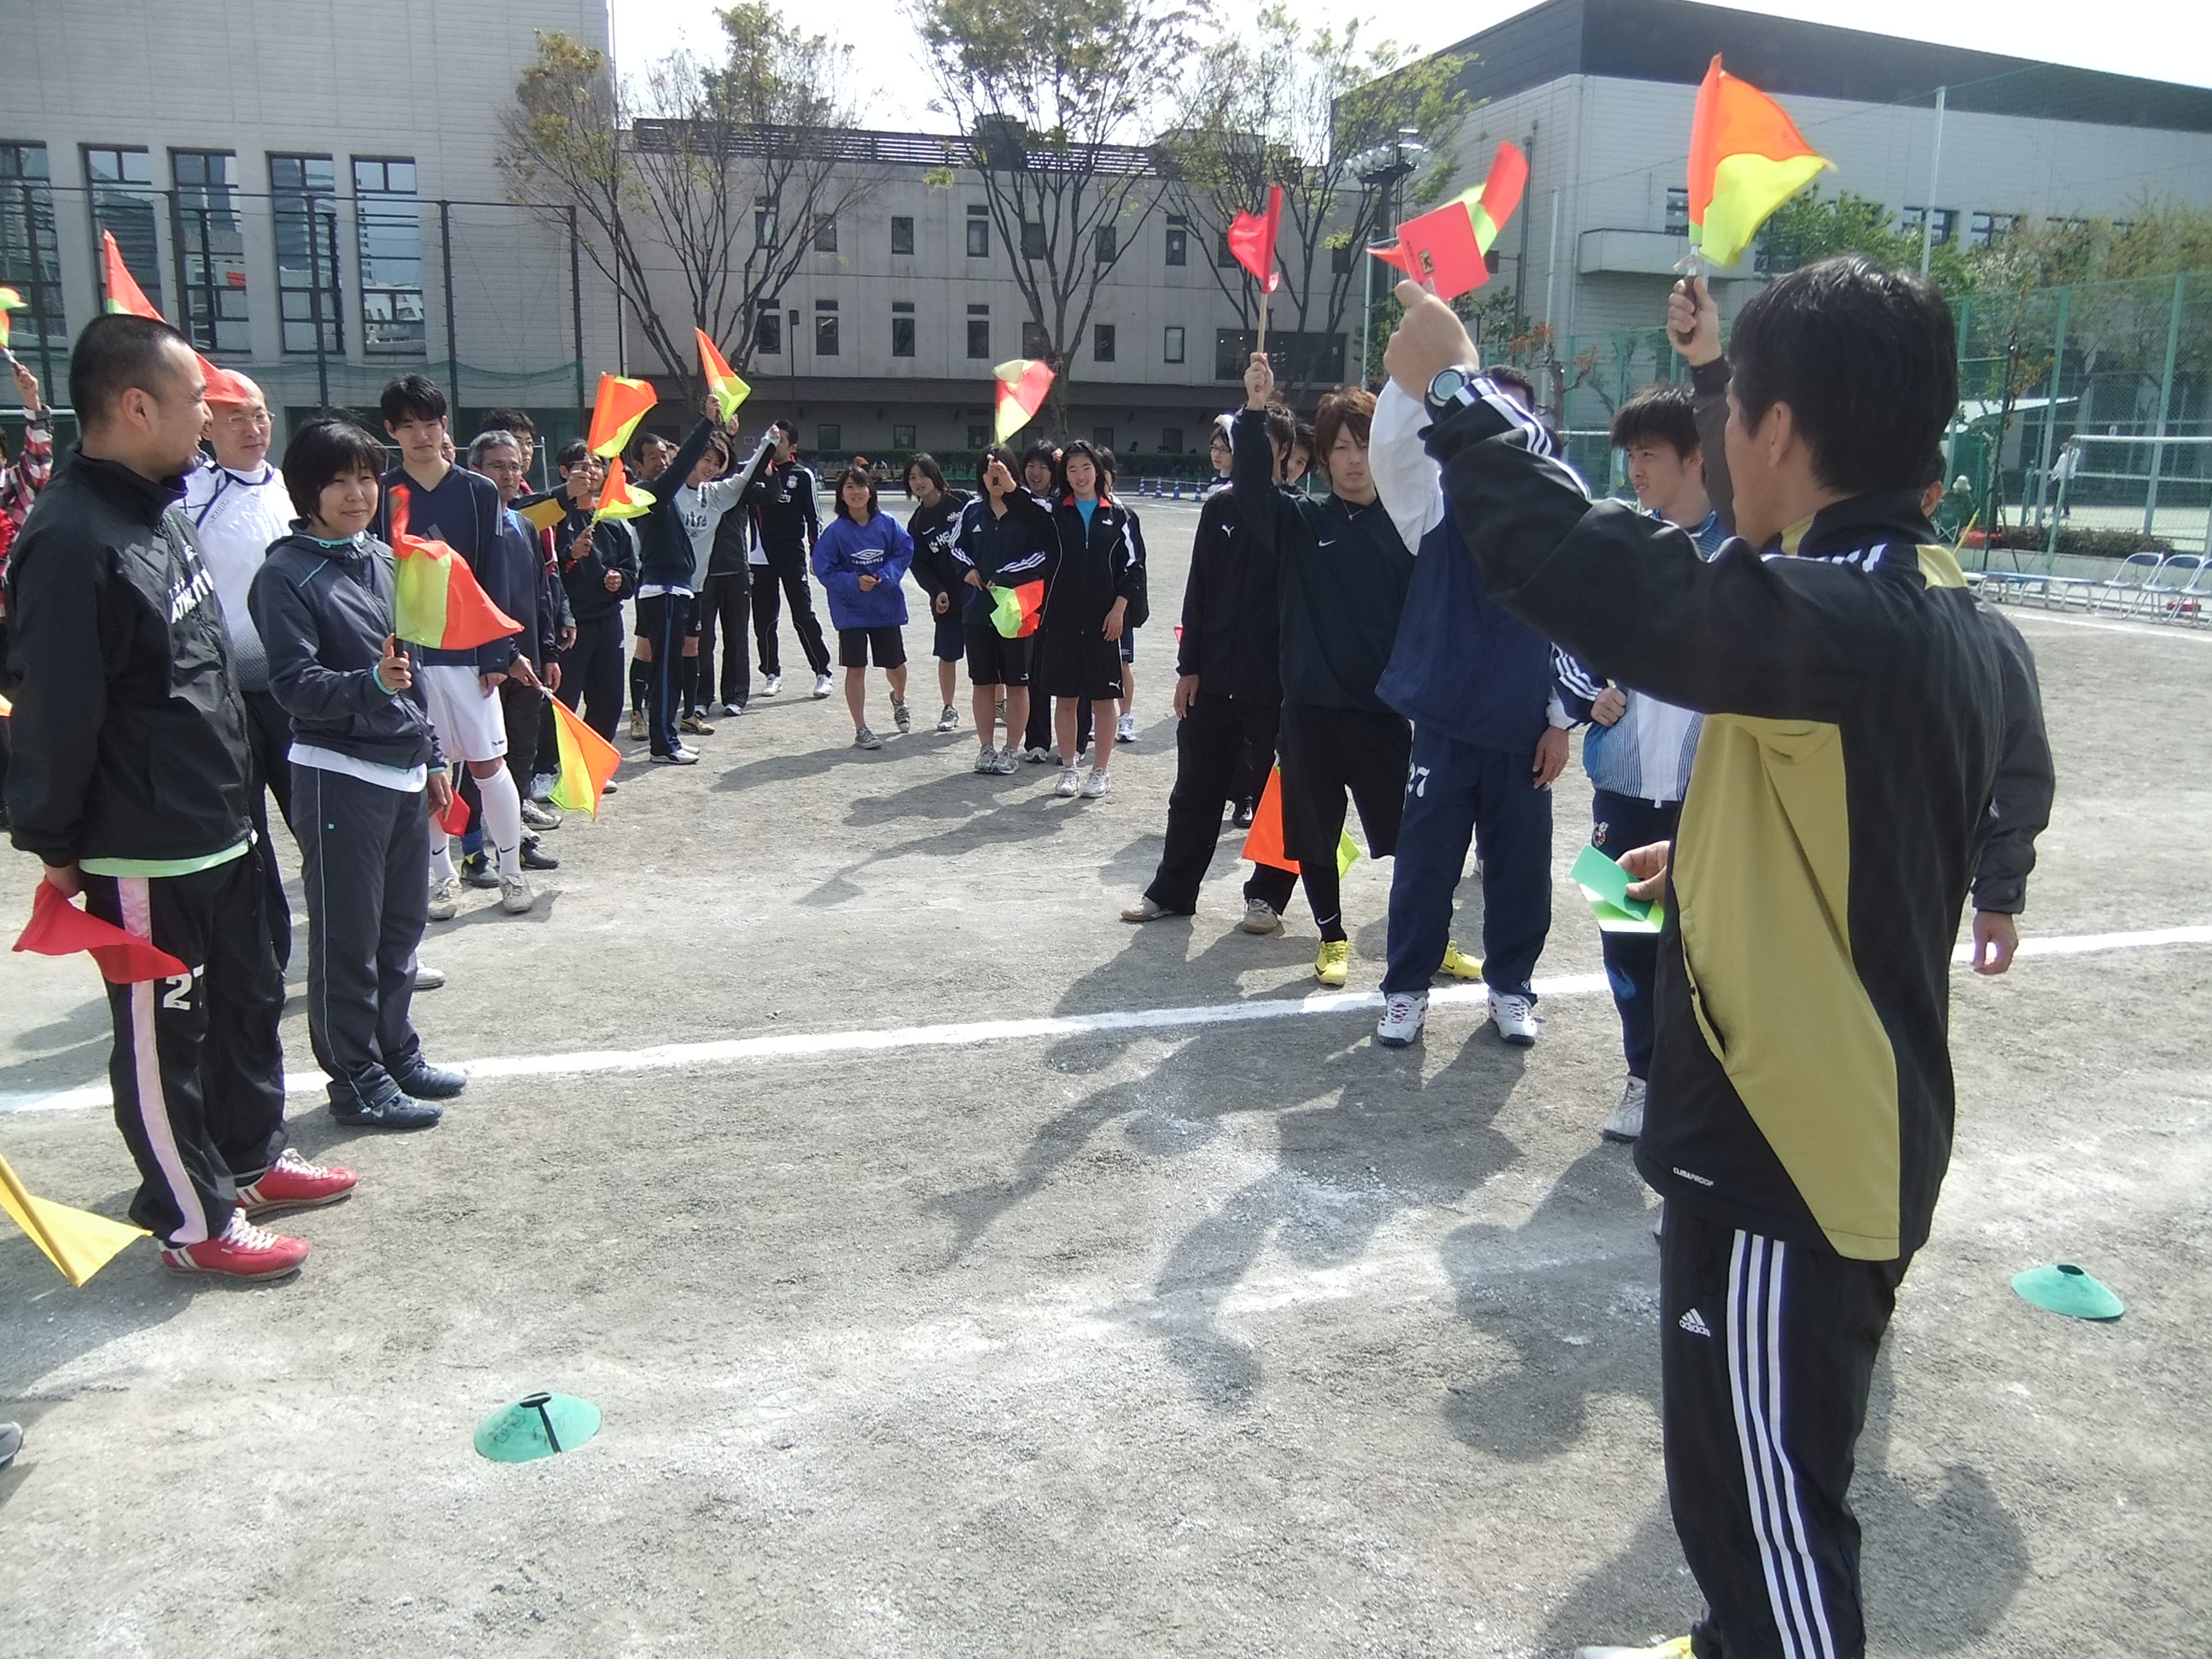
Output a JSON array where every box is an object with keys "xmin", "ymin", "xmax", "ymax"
[{"xmin": 812, "ymin": 510, "xmax": 915, "ymax": 631}]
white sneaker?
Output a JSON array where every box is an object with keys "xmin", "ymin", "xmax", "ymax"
[
  {"xmin": 992, "ymin": 747, "xmax": 1021, "ymax": 776},
  {"xmin": 427, "ymin": 876, "xmax": 461, "ymax": 922},
  {"xmin": 972, "ymin": 746, "xmax": 998, "ymax": 775},
  {"xmin": 1240, "ymin": 899, "xmax": 1281, "ymax": 935},
  {"xmin": 649, "ymin": 747, "xmax": 700, "ymax": 765},
  {"xmin": 1023, "ymin": 744, "xmax": 1050, "ymax": 765},
  {"xmin": 1489, "ymin": 989, "xmax": 1540, "ymax": 1046},
  {"xmin": 763, "ymin": 673, "xmax": 782, "ymax": 695},
  {"xmin": 1603, "ymin": 1075, "xmax": 1647, "ymax": 1143},
  {"xmin": 412, "ymin": 962, "xmax": 446, "ymax": 991},
  {"xmin": 1080, "ymin": 767, "xmax": 1111, "ymax": 799},
  {"xmin": 499, "ymin": 873, "xmax": 535, "ymax": 915},
  {"xmin": 892, "ymin": 700, "xmax": 912, "ymax": 734},
  {"xmin": 527, "ymin": 771, "xmax": 557, "ymax": 802},
  {"xmin": 1054, "ymin": 766, "xmax": 1080, "ymax": 798},
  {"xmin": 1575, "ymin": 1641, "xmax": 1693, "ymax": 1659},
  {"xmin": 853, "ymin": 725, "xmax": 883, "ymax": 750},
  {"xmin": 1116, "ymin": 712, "xmax": 1137, "ymax": 743},
  {"xmin": 721, "ymin": 701, "xmax": 744, "ymax": 718},
  {"xmin": 812, "ymin": 672, "xmax": 834, "ymax": 698},
  {"xmin": 936, "ymin": 703, "xmax": 959, "ymax": 732},
  {"xmin": 1376, "ymin": 991, "xmax": 1429, "ymax": 1047}
]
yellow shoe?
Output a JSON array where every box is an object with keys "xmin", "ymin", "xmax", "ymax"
[
  {"xmin": 1441, "ymin": 940, "xmax": 1484, "ymax": 981},
  {"xmin": 1313, "ymin": 939, "xmax": 1351, "ymax": 987},
  {"xmin": 1575, "ymin": 1639, "xmax": 1693, "ymax": 1659}
]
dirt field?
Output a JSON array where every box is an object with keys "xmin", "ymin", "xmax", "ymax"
[{"xmin": 2, "ymin": 500, "xmax": 2207, "ymax": 1657}]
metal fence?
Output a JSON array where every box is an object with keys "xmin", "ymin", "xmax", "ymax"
[{"xmin": 1, "ymin": 179, "xmax": 591, "ymax": 478}]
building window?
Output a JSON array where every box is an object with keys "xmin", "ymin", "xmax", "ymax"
[
  {"xmin": 1215, "ymin": 230, "xmax": 1237, "ymax": 268},
  {"xmin": 1021, "ymin": 319, "xmax": 1048, "ymax": 358},
  {"xmin": 755, "ymin": 196, "xmax": 777, "ymax": 246},
  {"xmin": 1665, "ymin": 186, "xmax": 1690, "ymax": 236},
  {"xmin": 811, "ymin": 212, "xmax": 837, "ymax": 253},
  {"xmin": 1021, "ymin": 220, "xmax": 1045, "ymax": 260},
  {"xmin": 84, "ymin": 146, "xmax": 162, "ymax": 315},
  {"xmin": 966, "ymin": 205, "xmax": 990, "ymax": 258},
  {"xmin": 1901, "ymin": 206, "xmax": 1957, "ymax": 246},
  {"xmin": 1215, "ymin": 328, "xmax": 1343, "ymax": 383},
  {"xmin": 966, "ymin": 306, "xmax": 990, "ymax": 359},
  {"xmin": 0, "ymin": 143, "xmax": 64, "ymax": 351},
  {"xmin": 1331, "ymin": 237, "xmax": 1353, "ymax": 273},
  {"xmin": 1163, "ymin": 325, "xmax": 1185, "ymax": 364},
  {"xmin": 890, "ymin": 215, "xmax": 915, "ymax": 256},
  {"xmin": 270, "ymin": 153, "xmax": 342, "ymax": 355},
  {"xmin": 893, "ymin": 423, "xmax": 916, "ymax": 450},
  {"xmin": 1160, "ymin": 426, "xmax": 1184, "ymax": 454},
  {"xmin": 891, "ymin": 300, "xmax": 916, "ymax": 358},
  {"xmin": 755, "ymin": 306, "xmax": 782, "ymax": 355},
  {"xmin": 1091, "ymin": 427, "xmax": 1115, "ymax": 450},
  {"xmin": 1969, "ymin": 211, "xmax": 2019, "ymax": 247},
  {"xmin": 1165, "ymin": 215, "xmax": 1187, "ymax": 266},
  {"xmin": 814, "ymin": 298, "xmax": 839, "ymax": 357},
  {"xmin": 1094, "ymin": 225, "xmax": 1118, "ymax": 265},
  {"xmin": 1093, "ymin": 323, "xmax": 1115, "ymax": 362},
  {"xmin": 968, "ymin": 422, "xmax": 990, "ymax": 451},
  {"xmin": 171, "ymin": 150, "xmax": 248, "ymax": 354},
  {"xmin": 817, "ymin": 423, "xmax": 841, "ymax": 453},
  {"xmin": 352, "ymin": 157, "xmax": 423, "ymax": 355}
]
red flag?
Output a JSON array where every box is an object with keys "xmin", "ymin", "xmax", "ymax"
[
  {"xmin": 14, "ymin": 882, "xmax": 188, "ymax": 984},
  {"xmin": 1369, "ymin": 142, "xmax": 1528, "ymax": 301},
  {"xmin": 99, "ymin": 230, "xmax": 162, "ymax": 320},
  {"xmin": 1226, "ymin": 185, "xmax": 1284, "ymax": 294}
]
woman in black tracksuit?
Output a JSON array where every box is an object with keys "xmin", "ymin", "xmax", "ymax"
[
  {"xmin": 552, "ymin": 440, "xmax": 640, "ymax": 742},
  {"xmin": 1038, "ymin": 440, "xmax": 1142, "ymax": 800}
]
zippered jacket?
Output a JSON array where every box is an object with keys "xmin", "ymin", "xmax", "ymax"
[
  {"xmin": 812, "ymin": 510, "xmax": 915, "ymax": 630},
  {"xmin": 1042, "ymin": 495, "xmax": 1143, "ymax": 632}
]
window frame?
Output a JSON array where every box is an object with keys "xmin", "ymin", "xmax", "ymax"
[
  {"xmin": 269, "ymin": 151, "xmax": 344, "ymax": 356},
  {"xmin": 813, "ymin": 298, "xmax": 840, "ymax": 358},
  {"xmin": 965, "ymin": 206, "xmax": 990, "ymax": 259},
  {"xmin": 890, "ymin": 215, "xmax": 915, "ymax": 256},
  {"xmin": 1162, "ymin": 325, "xmax": 1185, "ymax": 364},
  {"xmin": 84, "ymin": 143, "xmax": 163, "ymax": 317},
  {"xmin": 1092, "ymin": 323, "xmax": 1116, "ymax": 363},
  {"xmin": 352, "ymin": 154, "xmax": 425, "ymax": 356},
  {"xmin": 170, "ymin": 148, "xmax": 249, "ymax": 354}
]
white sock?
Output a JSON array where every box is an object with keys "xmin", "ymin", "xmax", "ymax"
[
  {"xmin": 476, "ymin": 767, "xmax": 526, "ymax": 876},
  {"xmin": 428, "ymin": 835, "xmax": 457, "ymax": 882}
]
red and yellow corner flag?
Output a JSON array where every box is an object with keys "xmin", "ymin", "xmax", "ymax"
[
  {"xmin": 544, "ymin": 693, "xmax": 622, "ymax": 817},
  {"xmin": 99, "ymin": 230, "xmax": 162, "ymax": 319},
  {"xmin": 993, "ymin": 358, "xmax": 1053, "ymax": 443},
  {"xmin": 696, "ymin": 329, "xmax": 751, "ymax": 423},
  {"xmin": 1, "ymin": 1149, "xmax": 146, "ymax": 1287},
  {"xmin": 1370, "ymin": 142, "xmax": 1528, "ymax": 301},
  {"xmin": 987, "ymin": 579, "xmax": 1045, "ymax": 639},
  {"xmin": 591, "ymin": 454, "xmax": 655, "ymax": 521},
  {"xmin": 587, "ymin": 373, "xmax": 657, "ymax": 458},
  {"xmin": 387, "ymin": 485, "xmax": 522, "ymax": 651},
  {"xmin": 1226, "ymin": 184, "xmax": 1285, "ymax": 294},
  {"xmin": 1688, "ymin": 55, "xmax": 1831, "ymax": 269}
]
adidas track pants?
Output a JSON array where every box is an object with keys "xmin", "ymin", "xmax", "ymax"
[
  {"xmin": 81, "ymin": 853, "xmax": 288, "ymax": 1247},
  {"xmin": 1659, "ymin": 1204, "xmax": 1911, "ymax": 1659}
]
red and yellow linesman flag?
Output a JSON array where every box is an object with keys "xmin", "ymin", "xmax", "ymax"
[
  {"xmin": 696, "ymin": 329, "xmax": 751, "ymax": 422},
  {"xmin": 1, "ymin": 1148, "xmax": 147, "ymax": 1286},
  {"xmin": 96, "ymin": 230, "xmax": 256, "ymax": 400},
  {"xmin": 591, "ymin": 454, "xmax": 654, "ymax": 521},
  {"xmin": 0, "ymin": 285, "xmax": 26, "ymax": 352},
  {"xmin": 993, "ymin": 358, "xmax": 1053, "ymax": 443},
  {"xmin": 1238, "ymin": 769, "xmax": 1360, "ymax": 878},
  {"xmin": 587, "ymin": 373, "xmax": 657, "ymax": 458},
  {"xmin": 1688, "ymin": 55, "xmax": 1831, "ymax": 269},
  {"xmin": 544, "ymin": 693, "xmax": 622, "ymax": 817},
  {"xmin": 1370, "ymin": 142, "xmax": 1528, "ymax": 301},
  {"xmin": 387, "ymin": 485, "xmax": 523, "ymax": 651}
]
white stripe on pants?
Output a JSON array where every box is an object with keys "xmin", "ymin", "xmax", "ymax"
[{"xmin": 118, "ymin": 876, "xmax": 208, "ymax": 1246}]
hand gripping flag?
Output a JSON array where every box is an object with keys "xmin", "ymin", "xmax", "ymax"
[
  {"xmin": 14, "ymin": 880, "xmax": 188, "ymax": 983},
  {"xmin": 1238, "ymin": 768, "xmax": 1362, "ymax": 877},
  {"xmin": 987, "ymin": 580, "xmax": 1045, "ymax": 639},
  {"xmin": 591, "ymin": 454, "xmax": 655, "ymax": 521},
  {"xmin": 544, "ymin": 693, "xmax": 622, "ymax": 817},
  {"xmin": 97, "ymin": 231, "xmax": 256, "ymax": 401},
  {"xmin": 1226, "ymin": 185, "xmax": 1285, "ymax": 294},
  {"xmin": 696, "ymin": 329, "xmax": 751, "ymax": 422},
  {"xmin": 1688, "ymin": 55, "xmax": 1831, "ymax": 269},
  {"xmin": 993, "ymin": 358, "xmax": 1054, "ymax": 443},
  {"xmin": 387, "ymin": 485, "xmax": 522, "ymax": 651},
  {"xmin": 587, "ymin": 373, "xmax": 658, "ymax": 458},
  {"xmin": 1369, "ymin": 143, "xmax": 1528, "ymax": 301},
  {"xmin": 1, "ymin": 1149, "xmax": 146, "ymax": 1287}
]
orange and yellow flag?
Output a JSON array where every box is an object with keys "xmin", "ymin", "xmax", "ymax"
[
  {"xmin": 1688, "ymin": 56, "xmax": 1831, "ymax": 269},
  {"xmin": 696, "ymin": 329, "xmax": 751, "ymax": 422},
  {"xmin": 586, "ymin": 374, "xmax": 658, "ymax": 459},
  {"xmin": 544, "ymin": 694, "xmax": 622, "ymax": 817}
]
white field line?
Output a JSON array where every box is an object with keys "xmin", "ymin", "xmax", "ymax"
[
  {"xmin": 3, "ymin": 924, "xmax": 2209, "ymax": 1118},
  {"xmin": 2006, "ymin": 608, "xmax": 2212, "ymax": 643}
]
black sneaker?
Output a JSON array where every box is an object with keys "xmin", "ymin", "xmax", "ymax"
[
  {"xmin": 391, "ymin": 1060, "xmax": 468, "ymax": 1100},
  {"xmin": 329, "ymin": 1086, "xmax": 442, "ymax": 1131},
  {"xmin": 460, "ymin": 851, "xmax": 501, "ymax": 889},
  {"xmin": 520, "ymin": 837, "xmax": 561, "ymax": 871}
]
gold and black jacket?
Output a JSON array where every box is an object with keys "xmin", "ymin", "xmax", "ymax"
[{"xmin": 1429, "ymin": 387, "xmax": 2005, "ymax": 1261}]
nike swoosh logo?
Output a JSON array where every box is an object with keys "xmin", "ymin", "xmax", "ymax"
[{"xmin": 1318, "ymin": 538, "xmax": 1337, "ymax": 548}]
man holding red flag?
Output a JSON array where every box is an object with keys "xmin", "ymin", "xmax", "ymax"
[{"xmin": 5, "ymin": 314, "xmax": 353, "ymax": 1281}]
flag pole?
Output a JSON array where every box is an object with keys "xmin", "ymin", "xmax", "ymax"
[{"xmin": 1256, "ymin": 288, "xmax": 1269, "ymax": 363}]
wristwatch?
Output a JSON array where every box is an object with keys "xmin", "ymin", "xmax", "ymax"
[{"xmin": 1425, "ymin": 364, "xmax": 1484, "ymax": 419}]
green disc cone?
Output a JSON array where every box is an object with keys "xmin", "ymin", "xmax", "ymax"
[
  {"xmin": 2011, "ymin": 1262, "xmax": 2124, "ymax": 1321},
  {"xmin": 474, "ymin": 1392, "xmax": 602, "ymax": 1463}
]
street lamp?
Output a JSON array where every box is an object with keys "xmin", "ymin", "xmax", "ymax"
[{"xmin": 1350, "ymin": 127, "xmax": 1428, "ymax": 387}]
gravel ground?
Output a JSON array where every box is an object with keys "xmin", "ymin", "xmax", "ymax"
[{"xmin": 1, "ymin": 501, "xmax": 2207, "ymax": 1658}]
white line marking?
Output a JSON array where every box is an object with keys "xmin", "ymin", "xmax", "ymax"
[
  {"xmin": 4, "ymin": 924, "xmax": 2209, "ymax": 1117},
  {"xmin": 2005, "ymin": 608, "xmax": 2212, "ymax": 643}
]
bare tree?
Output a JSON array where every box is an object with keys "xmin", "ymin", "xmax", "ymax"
[
  {"xmin": 908, "ymin": 0, "xmax": 1206, "ymax": 422},
  {"xmin": 498, "ymin": 9, "xmax": 880, "ymax": 382}
]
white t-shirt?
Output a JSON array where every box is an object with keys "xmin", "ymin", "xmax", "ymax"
[{"xmin": 183, "ymin": 458, "xmax": 294, "ymax": 687}]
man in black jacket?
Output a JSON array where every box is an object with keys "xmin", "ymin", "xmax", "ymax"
[
  {"xmin": 1122, "ymin": 405, "xmax": 1296, "ymax": 930},
  {"xmin": 744, "ymin": 421, "xmax": 832, "ymax": 696},
  {"xmin": 5, "ymin": 315, "xmax": 352, "ymax": 1281},
  {"xmin": 1386, "ymin": 261, "xmax": 2010, "ymax": 1659}
]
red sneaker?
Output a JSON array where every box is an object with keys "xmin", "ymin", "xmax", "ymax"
[
  {"xmin": 161, "ymin": 1210, "xmax": 309, "ymax": 1281},
  {"xmin": 236, "ymin": 1148, "xmax": 358, "ymax": 1219}
]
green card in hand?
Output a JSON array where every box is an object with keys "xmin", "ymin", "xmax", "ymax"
[{"xmin": 1572, "ymin": 842, "xmax": 1664, "ymax": 934}]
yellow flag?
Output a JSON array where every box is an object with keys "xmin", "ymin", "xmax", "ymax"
[{"xmin": 0, "ymin": 1149, "xmax": 147, "ymax": 1286}]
